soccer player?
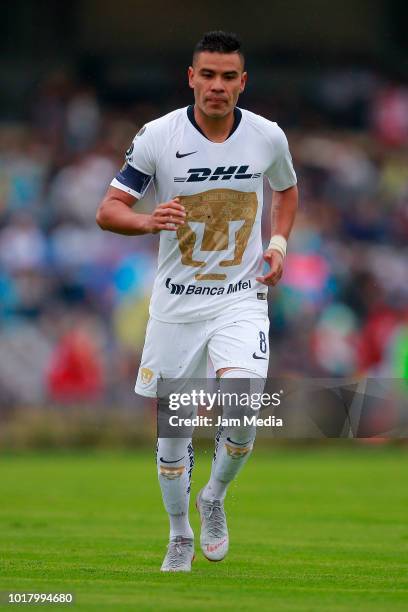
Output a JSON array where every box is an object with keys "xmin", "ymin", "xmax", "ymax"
[{"xmin": 97, "ymin": 31, "xmax": 298, "ymax": 572}]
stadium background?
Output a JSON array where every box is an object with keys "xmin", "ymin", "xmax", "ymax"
[
  {"xmin": 1, "ymin": 0, "xmax": 407, "ymax": 419},
  {"xmin": 1, "ymin": 3, "xmax": 408, "ymax": 609}
]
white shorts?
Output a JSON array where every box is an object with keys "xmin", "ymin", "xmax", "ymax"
[{"xmin": 135, "ymin": 308, "xmax": 270, "ymax": 397}]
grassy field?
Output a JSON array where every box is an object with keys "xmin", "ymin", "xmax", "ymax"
[{"xmin": 1, "ymin": 445, "xmax": 408, "ymax": 611}]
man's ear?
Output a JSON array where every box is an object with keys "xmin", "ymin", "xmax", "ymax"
[
  {"xmin": 188, "ymin": 66, "xmax": 194, "ymax": 89},
  {"xmin": 240, "ymin": 71, "xmax": 248, "ymax": 93}
]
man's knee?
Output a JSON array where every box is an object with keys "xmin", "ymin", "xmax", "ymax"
[{"xmin": 157, "ymin": 438, "xmax": 192, "ymax": 479}]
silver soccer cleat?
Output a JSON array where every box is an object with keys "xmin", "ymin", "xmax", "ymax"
[
  {"xmin": 160, "ymin": 536, "xmax": 195, "ymax": 572},
  {"xmin": 196, "ymin": 489, "xmax": 229, "ymax": 561}
]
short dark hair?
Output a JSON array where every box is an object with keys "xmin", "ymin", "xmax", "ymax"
[{"xmin": 193, "ymin": 31, "xmax": 244, "ymax": 65}]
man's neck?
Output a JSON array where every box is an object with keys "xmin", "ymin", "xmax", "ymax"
[{"xmin": 194, "ymin": 105, "xmax": 235, "ymax": 143}]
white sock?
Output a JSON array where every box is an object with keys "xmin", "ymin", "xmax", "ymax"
[
  {"xmin": 202, "ymin": 430, "xmax": 254, "ymax": 501},
  {"xmin": 157, "ymin": 437, "xmax": 194, "ymax": 539},
  {"xmin": 202, "ymin": 370, "xmax": 264, "ymax": 502},
  {"xmin": 169, "ymin": 513, "xmax": 194, "ymax": 540}
]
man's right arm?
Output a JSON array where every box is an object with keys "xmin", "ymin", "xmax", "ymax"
[{"xmin": 96, "ymin": 186, "xmax": 186, "ymax": 235}]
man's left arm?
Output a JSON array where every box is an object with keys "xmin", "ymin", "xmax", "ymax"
[{"xmin": 256, "ymin": 184, "xmax": 298, "ymax": 286}]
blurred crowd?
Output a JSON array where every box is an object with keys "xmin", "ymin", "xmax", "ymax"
[{"xmin": 0, "ymin": 71, "xmax": 407, "ymax": 406}]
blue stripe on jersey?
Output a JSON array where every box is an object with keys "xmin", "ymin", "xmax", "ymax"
[{"xmin": 115, "ymin": 163, "xmax": 152, "ymax": 195}]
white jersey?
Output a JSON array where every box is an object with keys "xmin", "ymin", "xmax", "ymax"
[{"xmin": 111, "ymin": 106, "xmax": 297, "ymax": 323}]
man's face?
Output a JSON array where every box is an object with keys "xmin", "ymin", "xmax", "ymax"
[{"xmin": 188, "ymin": 52, "xmax": 247, "ymax": 118}]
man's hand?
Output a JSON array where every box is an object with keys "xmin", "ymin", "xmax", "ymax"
[
  {"xmin": 256, "ymin": 248, "xmax": 284, "ymax": 286},
  {"xmin": 256, "ymin": 184, "xmax": 298, "ymax": 286},
  {"xmin": 96, "ymin": 186, "xmax": 186, "ymax": 236},
  {"xmin": 145, "ymin": 198, "xmax": 186, "ymax": 233}
]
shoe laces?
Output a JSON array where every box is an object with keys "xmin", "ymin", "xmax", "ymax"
[
  {"xmin": 165, "ymin": 536, "xmax": 193, "ymax": 567},
  {"xmin": 201, "ymin": 498, "xmax": 226, "ymax": 538}
]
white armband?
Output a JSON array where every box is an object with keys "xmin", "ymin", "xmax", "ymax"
[{"xmin": 267, "ymin": 235, "xmax": 287, "ymax": 258}]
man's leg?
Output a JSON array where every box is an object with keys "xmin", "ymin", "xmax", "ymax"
[
  {"xmin": 197, "ymin": 368, "xmax": 264, "ymax": 561},
  {"xmin": 134, "ymin": 317, "xmax": 208, "ymax": 571},
  {"xmin": 157, "ymin": 437, "xmax": 195, "ymax": 539},
  {"xmin": 198, "ymin": 310, "xmax": 269, "ymax": 561},
  {"xmin": 158, "ymin": 437, "xmax": 195, "ymax": 572},
  {"xmin": 202, "ymin": 368, "xmax": 262, "ymax": 502}
]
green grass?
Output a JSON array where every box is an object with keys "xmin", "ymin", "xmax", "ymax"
[{"xmin": 1, "ymin": 446, "xmax": 408, "ymax": 611}]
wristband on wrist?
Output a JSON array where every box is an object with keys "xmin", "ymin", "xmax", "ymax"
[{"xmin": 267, "ymin": 235, "xmax": 287, "ymax": 258}]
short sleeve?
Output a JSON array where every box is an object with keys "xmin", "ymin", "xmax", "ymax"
[
  {"xmin": 111, "ymin": 124, "xmax": 155, "ymax": 198},
  {"xmin": 264, "ymin": 125, "xmax": 297, "ymax": 191}
]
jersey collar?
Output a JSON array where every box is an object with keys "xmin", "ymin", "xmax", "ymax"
[{"xmin": 187, "ymin": 105, "xmax": 242, "ymax": 142}]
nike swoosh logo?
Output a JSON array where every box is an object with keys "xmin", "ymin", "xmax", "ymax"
[
  {"xmin": 252, "ymin": 352, "xmax": 268, "ymax": 360},
  {"xmin": 206, "ymin": 538, "xmax": 227, "ymax": 552},
  {"xmin": 226, "ymin": 437, "xmax": 252, "ymax": 446},
  {"xmin": 159, "ymin": 456, "xmax": 185, "ymax": 464},
  {"xmin": 176, "ymin": 150, "xmax": 197, "ymax": 158}
]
